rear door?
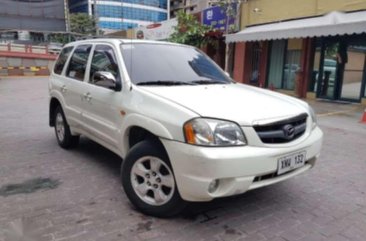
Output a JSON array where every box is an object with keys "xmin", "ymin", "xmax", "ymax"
[{"xmin": 62, "ymin": 44, "xmax": 92, "ymax": 129}]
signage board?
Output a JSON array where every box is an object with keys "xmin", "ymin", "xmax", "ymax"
[
  {"xmin": 135, "ymin": 19, "xmax": 177, "ymax": 40},
  {"xmin": 202, "ymin": 5, "xmax": 236, "ymax": 31}
]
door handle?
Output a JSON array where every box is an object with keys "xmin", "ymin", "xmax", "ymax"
[
  {"xmin": 83, "ymin": 92, "xmax": 92, "ymax": 102},
  {"xmin": 61, "ymin": 85, "xmax": 67, "ymax": 93}
]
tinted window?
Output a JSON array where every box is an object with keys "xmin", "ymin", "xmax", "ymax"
[
  {"xmin": 121, "ymin": 43, "xmax": 231, "ymax": 85},
  {"xmin": 90, "ymin": 45, "xmax": 120, "ymax": 83},
  {"xmin": 66, "ymin": 45, "xmax": 92, "ymax": 81},
  {"xmin": 54, "ymin": 47, "xmax": 73, "ymax": 75}
]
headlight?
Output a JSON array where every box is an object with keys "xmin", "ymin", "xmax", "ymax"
[
  {"xmin": 184, "ymin": 118, "xmax": 246, "ymax": 146},
  {"xmin": 309, "ymin": 106, "xmax": 317, "ymax": 129}
]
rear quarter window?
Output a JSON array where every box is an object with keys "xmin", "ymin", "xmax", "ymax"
[{"xmin": 53, "ymin": 47, "xmax": 73, "ymax": 75}]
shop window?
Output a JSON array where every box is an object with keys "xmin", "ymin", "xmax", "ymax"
[
  {"xmin": 283, "ymin": 39, "xmax": 302, "ymax": 90},
  {"xmin": 283, "ymin": 50, "xmax": 301, "ymax": 89},
  {"xmin": 309, "ymin": 39, "xmax": 321, "ymax": 92},
  {"xmin": 249, "ymin": 42, "xmax": 261, "ymax": 85},
  {"xmin": 268, "ymin": 40, "xmax": 285, "ymax": 89},
  {"xmin": 267, "ymin": 39, "xmax": 302, "ymax": 90}
]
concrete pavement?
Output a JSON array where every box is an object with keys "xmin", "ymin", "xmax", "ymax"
[{"xmin": 0, "ymin": 76, "xmax": 365, "ymax": 241}]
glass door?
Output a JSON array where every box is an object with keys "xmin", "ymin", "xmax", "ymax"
[
  {"xmin": 317, "ymin": 40, "xmax": 339, "ymax": 99},
  {"xmin": 340, "ymin": 44, "xmax": 366, "ymax": 101},
  {"xmin": 315, "ymin": 35, "xmax": 366, "ymax": 102}
]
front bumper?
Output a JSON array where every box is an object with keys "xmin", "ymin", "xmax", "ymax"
[{"xmin": 162, "ymin": 126, "xmax": 323, "ymax": 202}]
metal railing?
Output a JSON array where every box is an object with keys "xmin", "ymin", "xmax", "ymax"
[{"xmin": 0, "ymin": 43, "xmax": 61, "ymax": 55}]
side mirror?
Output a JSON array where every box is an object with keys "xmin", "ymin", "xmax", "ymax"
[{"xmin": 92, "ymin": 71, "xmax": 118, "ymax": 90}]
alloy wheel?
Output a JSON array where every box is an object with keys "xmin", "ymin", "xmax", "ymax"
[
  {"xmin": 130, "ymin": 156, "xmax": 175, "ymax": 206},
  {"xmin": 55, "ymin": 112, "xmax": 65, "ymax": 142}
]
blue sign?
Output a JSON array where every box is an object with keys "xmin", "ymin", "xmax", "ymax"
[{"xmin": 202, "ymin": 5, "xmax": 236, "ymax": 31}]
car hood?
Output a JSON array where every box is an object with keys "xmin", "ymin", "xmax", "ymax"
[{"xmin": 140, "ymin": 83, "xmax": 309, "ymax": 126}]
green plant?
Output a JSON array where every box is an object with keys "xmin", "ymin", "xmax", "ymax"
[
  {"xmin": 70, "ymin": 13, "xmax": 98, "ymax": 35},
  {"xmin": 215, "ymin": 0, "xmax": 245, "ymax": 73},
  {"xmin": 169, "ymin": 11, "xmax": 213, "ymax": 48},
  {"xmin": 49, "ymin": 33, "xmax": 74, "ymax": 45}
]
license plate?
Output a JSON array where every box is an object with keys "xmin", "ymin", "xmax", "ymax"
[{"xmin": 277, "ymin": 151, "xmax": 306, "ymax": 175}]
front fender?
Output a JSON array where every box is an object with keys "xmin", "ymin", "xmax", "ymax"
[{"xmin": 120, "ymin": 113, "xmax": 174, "ymax": 158}]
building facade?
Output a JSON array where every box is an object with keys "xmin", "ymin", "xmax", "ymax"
[
  {"xmin": 69, "ymin": 0, "xmax": 169, "ymax": 33},
  {"xmin": 0, "ymin": 0, "xmax": 67, "ymax": 32},
  {"xmin": 228, "ymin": 0, "xmax": 366, "ymax": 104},
  {"xmin": 170, "ymin": 0, "xmax": 219, "ymax": 18}
]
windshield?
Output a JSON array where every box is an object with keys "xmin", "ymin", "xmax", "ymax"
[{"xmin": 120, "ymin": 43, "xmax": 232, "ymax": 86}]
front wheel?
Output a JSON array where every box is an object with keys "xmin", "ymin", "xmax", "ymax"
[{"xmin": 121, "ymin": 140, "xmax": 187, "ymax": 217}]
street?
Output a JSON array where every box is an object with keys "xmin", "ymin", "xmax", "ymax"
[{"xmin": 0, "ymin": 76, "xmax": 365, "ymax": 241}]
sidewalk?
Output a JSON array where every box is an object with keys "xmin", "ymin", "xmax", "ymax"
[{"xmin": 306, "ymin": 99, "xmax": 364, "ymax": 117}]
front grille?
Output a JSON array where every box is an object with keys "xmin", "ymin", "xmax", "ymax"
[{"xmin": 254, "ymin": 113, "xmax": 308, "ymax": 144}]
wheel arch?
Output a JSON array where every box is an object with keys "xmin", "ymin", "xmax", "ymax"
[
  {"xmin": 121, "ymin": 114, "xmax": 174, "ymax": 158},
  {"xmin": 49, "ymin": 97, "xmax": 62, "ymax": 127}
]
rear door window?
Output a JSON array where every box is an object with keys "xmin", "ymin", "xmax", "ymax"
[{"xmin": 66, "ymin": 45, "xmax": 92, "ymax": 81}]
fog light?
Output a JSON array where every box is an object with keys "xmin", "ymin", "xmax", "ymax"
[{"xmin": 208, "ymin": 179, "xmax": 219, "ymax": 193}]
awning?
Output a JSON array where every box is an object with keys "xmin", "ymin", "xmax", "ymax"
[{"xmin": 226, "ymin": 11, "xmax": 366, "ymax": 43}]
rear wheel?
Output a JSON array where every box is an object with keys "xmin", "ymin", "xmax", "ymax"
[
  {"xmin": 54, "ymin": 106, "xmax": 79, "ymax": 149},
  {"xmin": 121, "ymin": 140, "xmax": 187, "ymax": 217}
]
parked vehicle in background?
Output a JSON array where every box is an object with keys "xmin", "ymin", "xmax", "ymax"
[
  {"xmin": 48, "ymin": 39, "xmax": 323, "ymax": 217},
  {"xmin": 47, "ymin": 42, "xmax": 63, "ymax": 54},
  {"xmin": 323, "ymin": 58, "xmax": 337, "ymax": 85},
  {"xmin": 313, "ymin": 58, "xmax": 337, "ymax": 93}
]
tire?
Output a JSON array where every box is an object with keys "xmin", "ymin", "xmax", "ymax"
[
  {"xmin": 121, "ymin": 140, "xmax": 187, "ymax": 217},
  {"xmin": 54, "ymin": 105, "xmax": 79, "ymax": 149}
]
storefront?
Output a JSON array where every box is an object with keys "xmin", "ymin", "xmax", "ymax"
[
  {"xmin": 310, "ymin": 34, "xmax": 366, "ymax": 102},
  {"xmin": 227, "ymin": 11, "xmax": 366, "ymax": 103}
]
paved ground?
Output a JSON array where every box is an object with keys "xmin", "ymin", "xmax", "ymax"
[{"xmin": 0, "ymin": 76, "xmax": 365, "ymax": 241}]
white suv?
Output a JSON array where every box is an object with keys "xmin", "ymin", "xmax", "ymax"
[{"xmin": 49, "ymin": 39, "xmax": 323, "ymax": 217}]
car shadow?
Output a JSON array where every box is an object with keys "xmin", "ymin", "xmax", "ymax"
[
  {"xmin": 74, "ymin": 137, "xmax": 122, "ymax": 177},
  {"xmin": 181, "ymin": 187, "xmax": 279, "ymax": 221},
  {"xmin": 68, "ymin": 137, "xmax": 292, "ymax": 221}
]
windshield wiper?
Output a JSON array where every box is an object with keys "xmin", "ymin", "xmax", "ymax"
[
  {"xmin": 191, "ymin": 79, "xmax": 228, "ymax": 85},
  {"xmin": 136, "ymin": 80, "xmax": 196, "ymax": 86}
]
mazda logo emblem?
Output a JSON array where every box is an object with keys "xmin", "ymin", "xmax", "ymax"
[{"xmin": 283, "ymin": 124, "xmax": 295, "ymax": 140}]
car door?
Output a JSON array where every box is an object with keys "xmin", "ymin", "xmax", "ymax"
[
  {"xmin": 62, "ymin": 44, "xmax": 92, "ymax": 129},
  {"xmin": 81, "ymin": 44, "xmax": 123, "ymax": 148}
]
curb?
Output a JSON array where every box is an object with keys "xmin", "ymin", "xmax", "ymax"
[{"xmin": 0, "ymin": 66, "xmax": 50, "ymax": 76}]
